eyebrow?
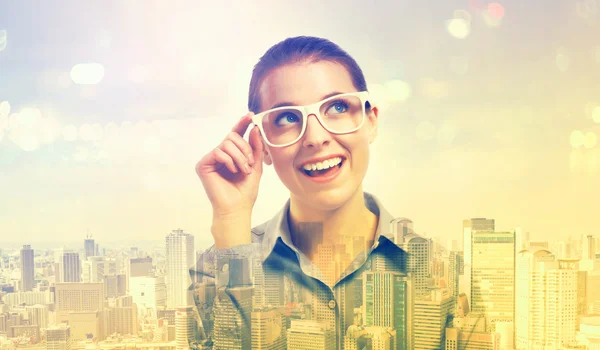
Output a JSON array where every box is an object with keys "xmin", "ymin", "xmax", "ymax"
[{"xmin": 268, "ymin": 91, "xmax": 345, "ymax": 110}]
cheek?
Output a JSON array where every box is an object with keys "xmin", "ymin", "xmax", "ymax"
[{"xmin": 270, "ymin": 150, "xmax": 299, "ymax": 177}]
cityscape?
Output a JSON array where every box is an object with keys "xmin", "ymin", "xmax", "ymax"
[
  {"xmin": 1, "ymin": 0, "xmax": 599, "ymax": 349},
  {"xmin": 0, "ymin": 218, "xmax": 599, "ymax": 349}
]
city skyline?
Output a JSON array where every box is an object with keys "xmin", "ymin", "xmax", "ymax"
[{"xmin": 1, "ymin": 217, "xmax": 599, "ymax": 349}]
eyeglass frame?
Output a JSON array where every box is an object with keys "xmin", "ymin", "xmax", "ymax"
[{"xmin": 250, "ymin": 90, "xmax": 372, "ymax": 148}]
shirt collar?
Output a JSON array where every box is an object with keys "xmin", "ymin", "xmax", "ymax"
[{"xmin": 260, "ymin": 191, "xmax": 396, "ymax": 258}]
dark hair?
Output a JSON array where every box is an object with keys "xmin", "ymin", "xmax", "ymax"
[{"xmin": 247, "ymin": 36, "xmax": 370, "ymax": 114}]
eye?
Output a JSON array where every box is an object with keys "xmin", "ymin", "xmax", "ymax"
[
  {"xmin": 326, "ymin": 101, "xmax": 349, "ymax": 114},
  {"xmin": 274, "ymin": 112, "xmax": 301, "ymax": 127}
]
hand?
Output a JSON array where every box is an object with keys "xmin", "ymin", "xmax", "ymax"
[{"xmin": 195, "ymin": 112, "xmax": 265, "ymax": 219}]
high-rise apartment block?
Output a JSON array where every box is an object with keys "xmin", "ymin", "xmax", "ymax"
[
  {"xmin": 515, "ymin": 248, "xmax": 578, "ymax": 349},
  {"xmin": 165, "ymin": 229, "xmax": 194, "ymax": 309}
]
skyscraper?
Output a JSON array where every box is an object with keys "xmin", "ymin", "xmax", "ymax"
[
  {"xmin": 400, "ymin": 234, "xmax": 431, "ymax": 298},
  {"xmin": 213, "ymin": 287, "xmax": 253, "ymax": 349},
  {"xmin": 363, "ymin": 271, "xmax": 410, "ymax": 350},
  {"xmin": 461, "ymin": 218, "xmax": 495, "ymax": 301},
  {"xmin": 56, "ymin": 250, "xmax": 81, "ymax": 283},
  {"xmin": 471, "ymin": 230, "xmax": 515, "ymax": 333},
  {"xmin": 515, "ymin": 248, "xmax": 578, "ymax": 349},
  {"xmin": 20, "ymin": 245, "xmax": 35, "ymax": 292},
  {"xmin": 448, "ymin": 251, "xmax": 461, "ymax": 298},
  {"xmin": 165, "ymin": 229, "xmax": 195, "ymax": 309},
  {"xmin": 84, "ymin": 235, "xmax": 95, "ymax": 260}
]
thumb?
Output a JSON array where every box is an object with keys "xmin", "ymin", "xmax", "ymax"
[{"xmin": 249, "ymin": 125, "xmax": 264, "ymax": 173}]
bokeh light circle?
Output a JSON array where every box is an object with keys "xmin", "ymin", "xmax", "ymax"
[
  {"xmin": 584, "ymin": 132, "xmax": 597, "ymax": 148},
  {"xmin": 570, "ymin": 130, "xmax": 585, "ymax": 148},
  {"xmin": 446, "ymin": 19, "xmax": 470, "ymax": 39},
  {"xmin": 488, "ymin": 2, "xmax": 505, "ymax": 19},
  {"xmin": 592, "ymin": 106, "xmax": 600, "ymax": 123},
  {"xmin": 0, "ymin": 29, "xmax": 7, "ymax": 51},
  {"xmin": 70, "ymin": 63, "xmax": 105, "ymax": 85},
  {"xmin": 0, "ymin": 101, "xmax": 10, "ymax": 118}
]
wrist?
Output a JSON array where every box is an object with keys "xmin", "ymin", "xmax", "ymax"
[{"xmin": 211, "ymin": 211, "xmax": 252, "ymax": 249}]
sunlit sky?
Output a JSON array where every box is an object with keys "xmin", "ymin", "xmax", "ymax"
[{"xmin": 1, "ymin": 0, "xmax": 599, "ymax": 250}]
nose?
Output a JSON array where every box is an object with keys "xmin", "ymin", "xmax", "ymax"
[{"xmin": 301, "ymin": 114, "xmax": 332, "ymax": 148}]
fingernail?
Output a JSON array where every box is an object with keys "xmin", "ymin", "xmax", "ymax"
[
  {"xmin": 245, "ymin": 163, "xmax": 252, "ymax": 174},
  {"xmin": 247, "ymin": 153, "xmax": 254, "ymax": 166}
]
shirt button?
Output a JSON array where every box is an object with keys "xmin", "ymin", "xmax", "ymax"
[{"xmin": 328, "ymin": 300, "xmax": 336, "ymax": 309}]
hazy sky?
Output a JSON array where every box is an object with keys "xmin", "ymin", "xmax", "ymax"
[{"xmin": 1, "ymin": 0, "xmax": 599, "ymax": 250}]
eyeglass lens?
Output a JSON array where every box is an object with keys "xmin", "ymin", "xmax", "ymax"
[{"xmin": 260, "ymin": 95, "xmax": 364, "ymax": 146}]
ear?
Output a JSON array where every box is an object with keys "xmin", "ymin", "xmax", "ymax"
[
  {"xmin": 368, "ymin": 106, "xmax": 379, "ymax": 144},
  {"xmin": 263, "ymin": 147, "xmax": 273, "ymax": 166}
]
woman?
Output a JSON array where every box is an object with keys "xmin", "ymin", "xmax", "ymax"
[{"xmin": 192, "ymin": 36, "xmax": 412, "ymax": 350}]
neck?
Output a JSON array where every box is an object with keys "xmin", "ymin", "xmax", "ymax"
[{"xmin": 288, "ymin": 186, "xmax": 378, "ymax": 261}]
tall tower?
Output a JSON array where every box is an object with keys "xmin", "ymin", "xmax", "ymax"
[
  {"xmin": 58, "ymin": 250, "xmax": 81, "ymax": 283},
  {"xmin": 400, "ymin": 234, "xmax": 431, "ymax": 299},
  {"xmin": 460, "ymin": 218, "xmax": 495, "ymax": 304},
  {"xmin": 20, "ymin": 245, "xmax": 35, "ymax": 291},
  {"xmin": 448, "ymin": 251, "xmax": 461, "ymax": 299},
  {"xmin": 363, "ymin": 271, "xmax": 410, "ymax": 350},
  {"xmin": 515, "ymin": 248, "xmax": 578, "ymax": 349},
  {"xmin": 165, "ymin": 229, "xmax": 195, "ymax": 309},
  {"xmin": 84, "ymin": 235, "xmax": 95, "ymax": 260},
  {"xmin": 471, "ymin": 230, "xmax": 515, "ymax": 333}
]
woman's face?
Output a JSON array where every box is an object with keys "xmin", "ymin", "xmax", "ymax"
[{"xmin": 258, "ymin": 60, "xmax": 378, "ymax": 211}]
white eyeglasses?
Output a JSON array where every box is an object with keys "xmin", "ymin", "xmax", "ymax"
[{"xmin": 251, "ymin": 91, "xmax": 371, "ymax": 148}]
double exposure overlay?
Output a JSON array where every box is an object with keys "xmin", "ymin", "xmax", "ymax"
[{"xmin": 1, "ymin": 0, "xmax": 599, "ymax": 349}]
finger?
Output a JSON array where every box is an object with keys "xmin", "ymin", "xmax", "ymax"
[
  {"xmin": 226, "ymin": 131, "xmax": 254, "ymax": 166},
  {"xmin": 231, "ymin": 112, "xmax": 255, "ymax": 137},
  {"xmin": 249, "ymin": 125, "xmax": 265, "ymax": 171},
  {"xmin": 213, "ymin": 147, "xmax": 239, "ymax": 174},
  {"xmin": 221, "ymin": 139, "xmax": 252, "ymax": 175}
]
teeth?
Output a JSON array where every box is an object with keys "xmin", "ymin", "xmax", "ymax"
[{"xmin": 302, "ymin": 157, "xmax": 342, "ymax": 171}]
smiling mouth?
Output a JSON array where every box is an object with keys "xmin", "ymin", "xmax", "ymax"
[{"xmin": 300, "ymin": 158, "xmax": 345, "ymax": 177}]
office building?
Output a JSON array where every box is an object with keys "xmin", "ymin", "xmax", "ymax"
[
  {"xmin": 20, "ymin": 245, "xmax": 35, "ymax": 292},
  {"xmin": 471, "ymin": 230, "xmax": 515, "ymax": 331},
  {"xmin": 165, "ymin": 229, "xmax": 194, "ymax": 309},
  {"xmin": 46, "ymin": 324, "xmax": 72, "ymax": 350},
  {"xmin": 400, "ymin": 234, "xmax": 431, "ymax": 299},
  {"xmin": 130, "ymin": 276, "xmax": 167, "ymax": 317},
  {"xmin": 251, "ymin": 309, "xmax": 286, "ymax": 350},
  {"xmin": 412, "ymin": 288, "xmax": 454, "ymax": 349},
  {"xmin": 461, "ymin": 218, "xmax": 495, "ymax": 300},
  {"xmin": 287, "ymin": 320, "xmax": 335, "ymax": 350}
]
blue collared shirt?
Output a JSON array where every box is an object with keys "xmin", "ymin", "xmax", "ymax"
[{"xmin": 189, "ymin": 191, "xmax": 447, "ymax": 350}]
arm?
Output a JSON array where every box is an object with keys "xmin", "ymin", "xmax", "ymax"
[{"xmin": 188, "ymin": 239, "xmax": 261, "ymax": 349}]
